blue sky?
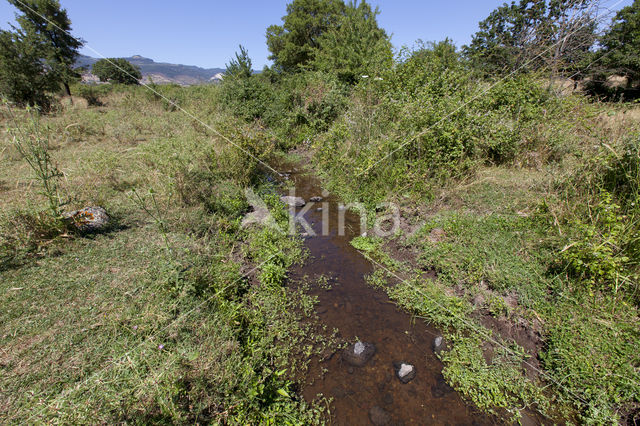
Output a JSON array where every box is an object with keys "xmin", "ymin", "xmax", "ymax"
[{"xmin": 0, "ymin": 0, "xmax": 633, "ymax": 69}]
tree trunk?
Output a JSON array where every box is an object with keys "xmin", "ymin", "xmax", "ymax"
[{"xmin": 63, "ymin": 82, "xmax": 73, "ymax": 105}]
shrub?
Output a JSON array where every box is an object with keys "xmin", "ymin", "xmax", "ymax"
[{"xmin": 75, "ymin": 85, "xmax": 103, "ymax": 106}]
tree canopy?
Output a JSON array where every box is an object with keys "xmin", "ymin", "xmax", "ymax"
[
  {"xmin": 600, "ymin": 0, "xmax": 640, "ymax": 81},
  {"xmin": 313, "ymin": 1, "xmax": 392, "ymax": 83},
  {"xmin": 266, "ymin": 0, "xmax": 346, "ymax": 72},
  {"xmin": 92, "ymin": 58, "xmax": 142, "ymax": 85},
  {"xmin": 0, "ymin": 0, "xmax": 82, "ymax": 108},
  {"xmin": 464, "ymin": 0, "xmax": 597, "ymax": 76}
]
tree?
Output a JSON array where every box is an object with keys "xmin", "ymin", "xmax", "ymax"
[
  {"xmin": 266, "ymin": 0, "xmax": 346, "ymax": 72},
  {"xmin": 464, "ymin": 0, "xmax": 598, "ymax": 76},
  {"xmin": 225, "ymin": 45, "xmax": 253, "ymax": 79},
  {"xmin": 0, "ymin": 0, "xmax": 82, "ymax": 108},
  {"xmin": 7, "ymin": 0, "xmax": 83, "ymax": 98},
  {"xmin": 0, "ymin": 30, "xmax": 57, "ymax": 108},
  {"xmin": 92, "ymin": 58, "xmax": 142, "ymax": 85},
  {"xmin": 313, "ymin": 1, "xmax": 392, "ymax": 83},
  {"xmin": 600, "ymin": 0, "xmax": 640, "ymax": 81}
]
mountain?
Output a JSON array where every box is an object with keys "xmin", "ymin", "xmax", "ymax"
[{"xmin": 76, "ymin": 55, "xmax": 226, "ymax": 86}]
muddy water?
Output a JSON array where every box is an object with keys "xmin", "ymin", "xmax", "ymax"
[{"xmin": 284, "ymin": 168, "xmax": 496, "ymax": 426}]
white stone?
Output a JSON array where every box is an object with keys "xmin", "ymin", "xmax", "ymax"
[
  {"xmin": 354, "ymin": 342, "xmax": 365, "ymax": 356},
  {"xmin": 398, "ymin": 363, "xmax": 414, "ymax": 378}
]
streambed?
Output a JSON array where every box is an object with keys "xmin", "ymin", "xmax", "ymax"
[{"xmin": 282, "ymin": 167, "xmax": 497, "ymax": 426}]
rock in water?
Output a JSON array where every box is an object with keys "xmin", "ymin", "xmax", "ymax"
[
  {"xmin": 368, "ymin": 406, "xmax": 391, "ymax": 426},
  {"xmin": 342, "ymin": 341, "xmax": 376, "ymax": 367},
  {"xmin": 393, "ymin": 361, "xmax": 416, "ymax": 384},
  {"xmin": 309, "ymin": 196, "xmax": 323, "ymax": 202},
  {"xmin": 280, "ymin": 196, "xmax": 306, "ymax": 207},
  {"xmin": 64, "ymin": 207, "xmax": 110, "ymax": 233},
  {"xmin": 433, "ymin": 336, "xmax": 444, "ymax": 354}
]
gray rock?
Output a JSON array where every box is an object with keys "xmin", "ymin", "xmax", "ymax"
[
  {"xmin": 342, "ymin": 341, "xmax": 376, "ymax": 367},
  {"xmin": 309, "ymin": 196, "xmax": 323, "ymax": 202},
  {"xmin": 368, "ymin": 406, "xmax": 391, "ymax": 426},
  {"xmin": 433, "ymin": 336, "xmax": 444, "ymax": 354},
  {"xmin": 280, "ymin": 196, "xmax": 306, "ymax": 207},
  {"xmin": 63, "ymin": 207, "xmax": 110, "ymax": 233},
  {"xmin": 393, "ymin": 361, "xmax": 416, "ymax": 384}
]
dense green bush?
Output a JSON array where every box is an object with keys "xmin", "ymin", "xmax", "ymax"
[{"xmin": 313, "ymin": 41, "xmax": 563, "ymax": 203}]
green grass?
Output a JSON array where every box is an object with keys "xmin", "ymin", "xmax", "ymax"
[
  {"xmin": 351, "ymin": 159, "xmax": 640, "ymax": 423},
  {"xmin": 0, "ymin": 87, "xmax": 327, "ymax": 423}
]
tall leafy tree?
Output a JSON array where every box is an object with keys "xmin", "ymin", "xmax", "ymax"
[
  {"xmin": 7, "ymin": 0, "xmax": 83, "ymax": 98},
  {"xmin": 266, "ymin": 0, "xmax": 346, "ymax": 72},
  {"xmin": 0, "ymin": 29, "xmax": 58, "ymax": 108},
  {"xmin": 313, "ymin": 1, "xmax": 392, "ymax": 83},
  {"xmin": 464, "ymin": 0, "xmax": 597, "ymax": 76},
  {"xmin": 600, "ymin": 0, "xmax": 640, "ymax": 81},
  {"xmin": 92, "ymin": 58, "xmax": 141, "ymax": 85}
]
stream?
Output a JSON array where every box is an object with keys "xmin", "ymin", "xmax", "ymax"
[{"xmin": 282, "ymin": 166, "xmax": 498, "ymax": 425}]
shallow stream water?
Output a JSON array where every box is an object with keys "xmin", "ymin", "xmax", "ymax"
[{"xmin": 282, "ymin": 167, "xmax": 499, "ymax": 426}]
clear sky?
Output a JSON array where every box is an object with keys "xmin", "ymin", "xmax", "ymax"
[{"xmin": 0, "ymin": 0, "xmax": 633, "ymax": 69}]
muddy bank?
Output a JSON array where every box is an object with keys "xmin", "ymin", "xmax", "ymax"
[{"xmin": 281, "ymin": 166, "xmax": 497, "ymax": 425}]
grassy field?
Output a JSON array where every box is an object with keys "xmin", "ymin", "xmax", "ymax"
[
  {"xmin": 345, "ymin": 102, "xmax": 640, "ymax": 423},
  {"xmin": 2, "ymin": 74, "xmax": 639, "ymax": 424},
  {"xmin": 0, "ymin": 86, "xmax": 328, "ymax": 424}
]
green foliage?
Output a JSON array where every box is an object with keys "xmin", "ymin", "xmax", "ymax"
[
  {"xmin": 472, "ymin": 74, "xmax": 558, "ymax": 164},
  {"xmin": 541, "ymin": 296, "xmax": 640, "ymax": 424},
  {"xmin": 560, "ymin": 192, "xmax": 636, "ymax": 295},
  {"xmin": 74, "ymin": 84, "xmax": 103, "ymax": 106},
  {"xmin": 0, "ymin": 30, "xmax": 57, "ymax": 109},
  {"xmin": 5, "ymin": 0, "xmax": 83, "ymax": 99},
  {"xmin": 600, "ymin": 0, "xmax": 640, "ymax": 81},
  {"xmin": 441, "ymin": 335, "xmax": 547, "ymax": 416},
  {"xmin": 314, "ymin": 42, "xmax": 563, "ymax": 203},
  {"xmin": 225, "ymin": 44, "xmax": 253, "ymax": 79},
  {"xmin": 464, "ymin": 0, "xmax": 597, "ymax": 76},
  {"xmin": 266, "ymin": 0, "xmax": 346, "ymax": 72},
  {"xmin": 92, "ymin": 58, "xmax": 142, "ymax": 85},
  {"xmin": 5, "ymin": 105, "xmax": 64, "ymax": 218},
  {"xmin": 313, "ymin": 1, "xmax": 392, "ymax": 84},
  {"xmin": 555, "ymin": 135, "xmax": 640, "ymax": 299},
  {"xmin": 220, "ymin": 72, "xmax": 276, "ymax": 122},
  {"xmin": 411, "ymin": 213, "xmax": 549, "ymax": 306},
  {"xmin": 0, "ymin": 84, "xmax": 326, "ymax": 423}
]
